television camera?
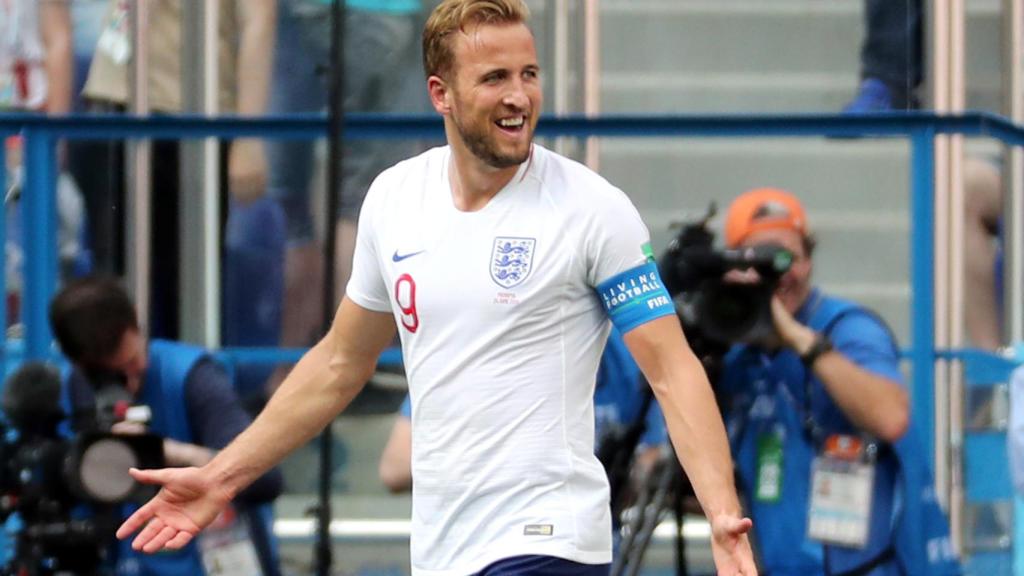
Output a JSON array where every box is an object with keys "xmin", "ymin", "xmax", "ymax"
[
  {"xmin": 658, "ymin": 203, "xmax": 794, "ymax": 379},
  {"xmin": 608, "ymin": 204, "xmax": 792, "ymax": 576},
  {"xmin": 0, "ymin": 362, "xmax": 164, "ymax": 576}
]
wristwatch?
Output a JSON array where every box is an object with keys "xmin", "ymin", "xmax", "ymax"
[{"xmin": 800, "ymin": 334, "xmax": 833, "ymax": 366}]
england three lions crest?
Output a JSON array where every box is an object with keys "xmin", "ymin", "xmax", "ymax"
[{"xmin": 491, "ymin": 237, "xmax": 536, "ymax": 289}]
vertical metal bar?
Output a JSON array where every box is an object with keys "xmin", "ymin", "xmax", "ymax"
[
  {"xmin": 946, "ymin": 0, "xmax": 967, "ymax": 552},
  {"xmin": 583, "ymin": 0, "xmax": 600, "ymax": 170},
  {"xmin": 127, "ymin": 0, "xmax": 151, "ymax": 335},
  {"xmin": 0, "ymin": 140, "xmax": 7, "ymax": 373},
  {"xmin": 912, "ymin": 128, "xmax": 937, "ymax": 470},
  {"xmin": 179, "ymin": 0, "xmax": 221, "ymax": 346},
  {"xmin": 1003, "ymin": 0, "xmax": 1024, "ymax": 344},
  {"xmin": 22, "ymin": 130, "xmax": 57, "ymax": 361},
  {"xmin": 552, "ymin": 0, "xmax": 570, "ymax": 155},
  {"xmin": 929, "ymin": 0, "xmax": 953, "ymax": 517}
]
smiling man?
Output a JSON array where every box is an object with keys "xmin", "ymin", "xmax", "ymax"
[{"xmin": 115, "ymin": 2, "xmax": 756, "ymax": 575}]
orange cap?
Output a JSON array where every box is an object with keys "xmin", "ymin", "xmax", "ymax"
[{"xmin": 723, "ymin": 187, "xmax": 808, "ymax": 248}]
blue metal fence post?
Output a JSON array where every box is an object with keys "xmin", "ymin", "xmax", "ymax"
[
  {"xmin": 22, "ymin": 129, "xmax": 57, "ymax": 361},
  {"xmin": 910, "ymin": 128, "xmax": 936, "ymax": 466}
]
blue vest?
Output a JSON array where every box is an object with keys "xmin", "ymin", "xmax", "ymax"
[
  {"xmin": 62, "ymin": 340, "xmax": 279, "ymax": 576},
  {"xmin": 720, "ymin": 294, "xmax": 959, "ymax": 576}
]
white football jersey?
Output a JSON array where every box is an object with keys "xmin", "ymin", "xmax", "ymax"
[{"xmin": 347, "ymin": 144, "xmax": 654, "ymax": 576}]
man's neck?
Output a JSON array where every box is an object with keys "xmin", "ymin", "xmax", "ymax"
[{"xmin": 448, "ymin": 140, "xmax": 525, "ymax": 212}]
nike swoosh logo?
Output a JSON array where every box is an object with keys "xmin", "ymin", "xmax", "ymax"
[{"xmin": 392, "ymin": 249, "xmax": 425, "ymax": 262}]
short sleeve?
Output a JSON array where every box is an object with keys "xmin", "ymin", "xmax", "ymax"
[
  {"xmin": 829, "ymin": 312, "xmax": 904, "ymax": 385},
  {"xmin": 345, "ymin": 178, "xmax": 391, "ymax": 312},
  {"xmin": 583, "ymin": 186, "xmax": 652, "ymax": 288},
  {"xmin": 584, "ymin": 186, "xmax": 674, "ymax": 332}
]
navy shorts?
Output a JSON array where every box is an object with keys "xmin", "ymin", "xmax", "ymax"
[{"xmin": 473, "ymin": 555, "xmax": 610, "ymax": 576}]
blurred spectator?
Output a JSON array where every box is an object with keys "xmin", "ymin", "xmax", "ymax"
[
  {"xmin": 266, "ymin": 0, "xmax": 426, "ymax": 362},
  {"xmin": 963, "ymin": 157, "xmax": 1005, "ymax": 350},
  {"xmin": 50, "ymin": 276, "xmax": 284, "ymax": 576},
  {"xmin": 844, "ymin": 0, "xmax": 922, "ymax": 113},
  {"xmin": 1, "ymin": 0, "xmax": 90, "ymax": 329},
  {"xmin": 0, "ymin": 0, "xmax": 72, "ymax": 115},
  {"xmin": 78, "ymin": 0, "xmax": 277, "ymax": 340},
  {"xmin": 716, "ymin": 188, "xmax": 959, "ymax": 575}
]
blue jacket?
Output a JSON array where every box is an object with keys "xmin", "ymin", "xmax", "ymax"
[
  {"xmin": 719, "ymin": 291, "xmax": 959, "ymax": 576},
  {"xmin": 62, "ymin": 340, "xmax": 279, "ymax": 576}
]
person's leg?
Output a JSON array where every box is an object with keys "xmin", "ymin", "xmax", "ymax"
[
  {"xmin": 266, "ymin": 3, "xmax": 328, "ymax": 347},
  {"xmin": 847, "ymin": 0, "xmax": 923, "ymax": 111},
  {"xmin": 334, "ymin": 10, "xmax": 420, "ymax": 302},
  {"xmin": 964, "ymin": 157, "xmax": 1004, "ymax": 350}
]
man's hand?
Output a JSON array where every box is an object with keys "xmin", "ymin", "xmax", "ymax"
[
  {"xmin": 228, "ymin": 138, "xmax": 267, "ymax": 203},
  {"xmin": 116, "ymin": 467, "xmax": 231, "ymax": 553},
  {"xmin": 770, "ymin": 296, "xmax": 816, "ymax": 355},
  {"xmin": 709, "ymin": 513, "xmax": 758, "ymax": 575}
]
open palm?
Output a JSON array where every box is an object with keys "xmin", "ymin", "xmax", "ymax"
[{"xmin": 117, "ymin": 467, "xmax": 230, "ymax": 553}]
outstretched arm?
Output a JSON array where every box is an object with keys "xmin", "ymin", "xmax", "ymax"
[
  {"xmin": 623, "ymin": 315, "xmax": 757, "ymax": 576},
  {"xmin": 117, "ymin": 297, "xmax": 397, "ymax": 552}
]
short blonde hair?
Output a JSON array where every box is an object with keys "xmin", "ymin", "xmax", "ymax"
[{"xmin": 422, "ymin": 0, "xmax": 531, "ymax": 80}]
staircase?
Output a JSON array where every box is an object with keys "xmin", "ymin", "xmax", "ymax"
[{"xmin": 590, "ymin": 0, "xmax": 1003, "ymax": 344}]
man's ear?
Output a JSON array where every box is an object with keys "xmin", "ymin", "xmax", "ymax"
[{"xmin": 428, "ymin": 75, "xmax": 451, "ymax": 115}]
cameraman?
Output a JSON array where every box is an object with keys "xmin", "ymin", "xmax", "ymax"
[
  {"xmin": 48, "ymin": 276, "xmax": 283, "ymax": 576},
  {"xmin": 715, "ymin": 188, "xmax": 958, "ymax": 575}
]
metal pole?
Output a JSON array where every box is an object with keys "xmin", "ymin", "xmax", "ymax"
[
  {"xmin": 179, "ymin": 0, "xmax": 221, "ymax": 347},
  {"xmin": 1002, "ymin": 0, "xmax": 1024, "ymax": 344},
  {"xmin": 929, "ymin": 0, "xmax": 953, "ymax": 515},
  {"xmin": 126, "ymin": 0, "xmax": 151, "ymax": 335},
  {"xmin": 552, "ymin": 0, "xmax": 570, "ymax": 156},
  {"xmin": 947, "ymin": 0, "xmax": 967, "ymax": 553},
  {"xmin": 21, "ymin": 130, "xmax": 58, "ymax": 361},
  {"xmin": 911, "ymin": 127, "xmax": 937, "ymax": 473},
  {"xmin": 316, "ymin": 1, "xmax": 345, "ymax": 574},
  {"xmin": 583, "ymin": 0, "xmax": 600, "ymax": 170},
  {"xmin": 0, "ymin": 141, "xmax": 6, "ymax": 373}
]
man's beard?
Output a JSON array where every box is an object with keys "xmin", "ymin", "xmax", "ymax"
[{"xmin": 454, "ymin": 113, "xmax": 531, "ymax": 169}]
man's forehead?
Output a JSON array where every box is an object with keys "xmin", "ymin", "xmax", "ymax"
[{"xmin": 451, "ymin": 21, "xmax": 537, "ymax": 65}]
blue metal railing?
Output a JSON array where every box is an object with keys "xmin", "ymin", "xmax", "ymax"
[{"xmin": 7, "ymin": 109, "xmax": 1024, "ymax": 464}]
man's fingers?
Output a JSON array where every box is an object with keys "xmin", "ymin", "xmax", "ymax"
[
  {"xmin": 132, "ymin": 518, "xmax": 166, "ymax": 551},
  {"xmin": 143, "ymin": 525, "xmax": 179, "ymax": 554},
  {"xmin": 714, "ymin": 515, "xmax": 753, "ymax": 539},
  {"xmin": 729, "ymin": 516, "xmax": 753, "ymax": 536},
  {"xmin": 128, "ymin": 467, "xmax": 172, "ymax": 485},
  {"xmin": 116, "ymin": 503, "xmax": 154, "ymax": 539},
  {"xmin": 165, "ymin": 531, "xmax": 195, "ymax": 550}
]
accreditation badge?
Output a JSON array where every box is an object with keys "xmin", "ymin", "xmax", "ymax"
[
  {"xmin": 199, "ymin": 505, "xmax": 263, "ymax": 576},
  {"xmin": 807, "ymin": 434, "xmax": 875, "ymax": 548},
  {"xmin": 754, "ymin": 430, "xmax": 784, "ymax": 503}
]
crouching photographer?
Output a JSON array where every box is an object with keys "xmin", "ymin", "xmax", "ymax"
[
  {"xmin": 665, "ymin": 188, "xmax": 959, "ymax": 575},
  {"xmin": 48, "ymin": 276, "xmax": 283, "ymax": 576}
]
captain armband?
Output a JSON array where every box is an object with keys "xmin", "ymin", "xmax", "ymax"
[{"xmin": 596, "ymin": 262, "xmax": 675, "ymax": 333}]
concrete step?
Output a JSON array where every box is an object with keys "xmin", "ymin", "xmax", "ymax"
[
  {"xmin": 601, "ymin": 71, "xmax": 1002, "ymax": 114},
  {"xmin": 601, "ymin": 138, "xmax": 912, "ymax": 220},
  {"xmin": 598, "ymin": 0, "xmax": 1003, "ymax": 114}
]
